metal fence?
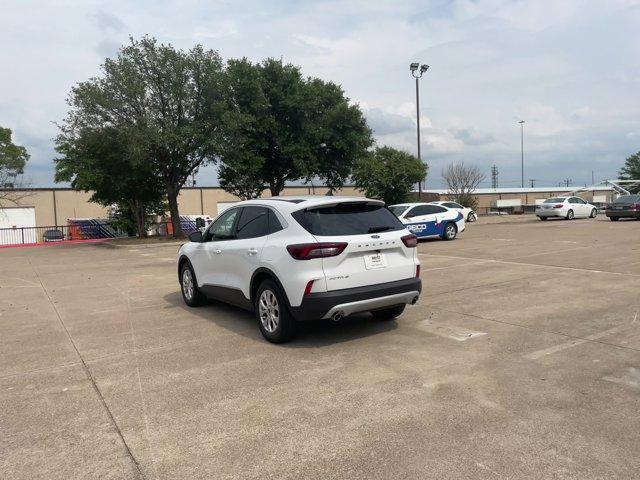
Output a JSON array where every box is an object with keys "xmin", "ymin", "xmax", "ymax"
[
  {"xmin": 0, "ymin": 220, "xmax": 203, "ymax": 246},
  {"xmin": 0, "ymin": 223, "xmax": 127, "ymax": 246}
]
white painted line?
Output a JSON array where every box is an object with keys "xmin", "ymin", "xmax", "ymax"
[
  {"xmin": 524, "ymin": 325, "xmax": 626, "ymax": 360},
  {"xmin": 603, "ymin": 367, "xmax": 640, "ymax": 390},
  {"xmin": 416, "ymin": 319, "xmax": 487, "ymax": 342},
  {"xmin": 419, "ymin": 253, "xmax": 640, "ymax": 277}
]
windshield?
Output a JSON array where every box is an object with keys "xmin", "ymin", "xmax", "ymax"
[
  {"xmin": 292, "ymin": 203, "xmax": 404, "ymax": 236},
  {"xmin": 544, "ymin": 197, "xmax": 566, "ymax": 203},
  {"xmin": 614, "ymin": 195, "xmax": 640, "ymax": 203},
  {"xmin": 388, "ymin": 205, "xmax": 409, "ymax": 217}
]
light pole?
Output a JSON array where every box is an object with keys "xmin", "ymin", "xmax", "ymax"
[
  {"xmin": 518, "ymin": 120, "xmax": 525, "ymax": 188},
  {"xmin": 410, "ymin": 62, "xmax": 429, "ymax": 199}
]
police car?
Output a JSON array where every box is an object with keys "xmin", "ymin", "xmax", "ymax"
[{"xmin": 388, "ymin": 202, "xmax": 466, "ymax": 240}]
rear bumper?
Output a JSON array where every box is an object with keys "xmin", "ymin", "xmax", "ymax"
[
  {"xmin": 290, "ymin": 277, "xmax": 422, "ymax": 321},
  {"xmin": 536, "ymin": 210, "xmax": 564, "ymax": 217},
  {"xmin": 606, "ymin": 210, "xmax": 640, "ymax": 218}
]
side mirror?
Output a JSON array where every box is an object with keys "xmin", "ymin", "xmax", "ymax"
[{"xmin": 188, "ymin": 231, "xmax": 203, "ymax": 243}]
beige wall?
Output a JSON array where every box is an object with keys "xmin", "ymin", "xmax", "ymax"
[
  {"xmin": 0, "ymin": 190, "xmax": 109, "ymax": 227},
  {"xmin": 436, "ymin": 190, "xmax": 615, "ymax": 209},
  {"xmin": 2, "ymin": 186, "xmax": 365, "ymax": 227}
]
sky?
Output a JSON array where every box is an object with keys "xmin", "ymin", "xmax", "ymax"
[{"xmin": 1, "ymin": 0, "xmax": 639, "ymax": 189}]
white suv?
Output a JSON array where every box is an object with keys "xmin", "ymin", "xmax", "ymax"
[{"xmin": 178, "ymin": 196, "xmax": 422, "ymax": 343}]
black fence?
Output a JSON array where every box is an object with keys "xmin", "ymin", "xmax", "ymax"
[
  {"xmin": 0, "ymin": 219, "xmax": 202, "ymax": 246},
  {"xmin": 0, "ymin": 223, "xmax": 127, "ymax": 246}
]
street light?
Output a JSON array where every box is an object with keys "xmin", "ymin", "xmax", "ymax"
[
  {"xmin": 410, "ymin": 62, "xmax": 429, "ymax": 199},
  {"xmin": 518, "ymin": 120, "xmax": 525, "ymax": 188}
]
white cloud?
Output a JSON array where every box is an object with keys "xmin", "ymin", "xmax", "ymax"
[{"xmin": 0, "ymin": 0, "xmax": 638, "ymax": 187}]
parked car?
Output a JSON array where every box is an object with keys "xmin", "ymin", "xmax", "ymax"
[
  {"xmin": 388, "ymin": 202, "xmax": 465, "ymax": 240},
  {"xmin": 429, "ymin": 201, "xmax": 477, "ymax": 222},
  {"xmin": 605, "ymin": 195, "xmax": 640, "ymax": 221},
  {"xmin": 178, "ymin": 197, "xmax": 422, "ymax": 343},
  {"xmin": 535, "ymin": 196, "xmax": 598, "ymax": 220}
]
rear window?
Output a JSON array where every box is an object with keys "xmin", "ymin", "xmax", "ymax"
[
  {"xmin": 614, "ymin": 195, "xmax": 640, "ymax": 203},
  {"xmin": 544, "ymin": 197, "xmax": 566, "ymax": 203},
  {"xmin": 292, "ymin": 203, "xmax": 404, "ymax": 236},
  {"xmin": 388, "ymin": 205, "xmax": 409, "ymax": 217}
]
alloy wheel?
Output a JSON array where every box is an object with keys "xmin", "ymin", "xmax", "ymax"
[
  {"xmin": 259, "ymin": 289, "xmax": 280, "ymax": 333},
  {"xmin": 182, "ymin": 268, "xmax": 194, "ymax": 301}
]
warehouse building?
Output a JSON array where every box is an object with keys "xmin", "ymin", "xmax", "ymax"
[
  {"xmin": 0, "ymin": 186, "xmax": 363, "ymax": 229},
  {"xmin": 422, "ymin": 186, "xmax": 617, "ymax": 214}
]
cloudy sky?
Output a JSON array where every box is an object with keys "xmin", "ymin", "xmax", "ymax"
[{"xmin": 1, "ymin": 0, "xmax": 639, "ymax": 188}]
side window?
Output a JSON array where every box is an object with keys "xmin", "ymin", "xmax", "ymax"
[
  {"xmin": 576, "ymin": 198, "xmax": 586, "ymax": 204},
  {"xmin": 206, "ymin": 208, "xmax": 239, "ymax": 241},
  {"xmin": 268, "ymin": 209, "xmax": 284, "ymax": 234},
  {"xmin": 408, "ymin": 205, "xmax": 442, "ymax": 217},
  {"xmin": 443, "ymin": 202, "xmax": 460, "ymax": 209},
  {"xmin": 236, "ymin": 207, "xmax": 269, "ymax": 239}
]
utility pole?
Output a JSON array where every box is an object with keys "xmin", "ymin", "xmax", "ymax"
[
  {"xmin": 518, "ymin": 120, "xmax": 525, "ymax": 188},
  {"xmin": 529, "ymin": 179, "xmax": 536, "ymax": 188},
  {"xmin": 410, "ymin": 62, "xmax": 429, "ymax": 199},
  {"xmin": 591, "ymin": 170, "xmax": 595, "ymax": 185},
  {"xmin": 491, "ymin": 165, "xmax": 499, "ymax": 189}
]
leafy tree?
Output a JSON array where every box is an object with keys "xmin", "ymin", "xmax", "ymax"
[
  {"xmin": 219, "ymin": 58, "xmax": 372, "ymax": 196},
  {"xmin": 352, "ymin": 146, "xmax": 427, "ymax": 205},
  {"xmin": 441, "ymin": 161, "xmax": 485, "ymax": 211},
  {"xmin": 55, "ymin": 126, "xmax": 165, "ymax": 237},
  {"xmin": 0, "ymin": 126, "xmax": 30, "ymax": 203},
  {"xmin": 619, "ymin": 151, "xmax": 640, "ymax": 192},
  {"xmin": 57, "ymin": 36, "xmax": 226, "ymax": 237}
]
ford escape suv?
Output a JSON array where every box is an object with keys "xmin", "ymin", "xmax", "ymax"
[{"xmin": 178, "ymin": 196, "xmax": 422, "ymax": 343}]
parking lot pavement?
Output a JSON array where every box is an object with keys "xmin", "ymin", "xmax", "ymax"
[{"xmin": 1, "ymin": 215, "xmax": 639, "ymax": 479}]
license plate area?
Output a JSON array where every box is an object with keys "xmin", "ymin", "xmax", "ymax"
[{"xmin": 364, "ymin": 252, "xmax": 387, "ymax": 270}]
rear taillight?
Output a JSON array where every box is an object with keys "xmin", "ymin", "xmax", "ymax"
[
  {"xmin": 631, "ymin": 203, "xmax": 640, "ymax": 211},
  {"xmin": 286, "ymin": 242, "xmax": 347, "ymax": 260},
  {"xmin": 401, "ymin": 234, "xmax": 418, "ymax": 248},
  {"xmin": 416, "ymin": 265, "xmax": 421, "ymax": 278},
  {"xmin": 553, "ymin": 204, "xmax": 564, "ymax": 208}
]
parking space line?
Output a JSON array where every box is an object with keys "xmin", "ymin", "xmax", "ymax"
[
  {"xmin": 415, "ymin": 319, "xmax": 487, "ymax": 342},
  {"xmin": 523, "ymin": 325, "xmax": 626, "ymax": 360},
  {"xmin": 420, "ymin": 253, "xmax": 640, "ymax": 277}
]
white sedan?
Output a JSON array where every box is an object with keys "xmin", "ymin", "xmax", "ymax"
[
  {"xmin": 388, "ymin": 202, "xmax": 466, "ymax": 240},
  {"xmin": 429, "ymin": 200, "xmax": 477, "ymax": 222},
  {"xmin": 536, "ymin": 196, "xmax": 598, "ymax": 220}
]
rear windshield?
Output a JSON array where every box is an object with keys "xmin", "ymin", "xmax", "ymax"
[
  {"xmin": 292, "ymin": 203, "xmax": 404, "ymax": 236},
  {"xmin": 388, "ymin": 205, "xmax": 409, "ymax": 217},
  {"xmin": 544, "ymin": 197, "xmax": 566, "ymax": 203},
  {"xmin": 614, "ymin": 195, "xmax": 640, "ymax": 203}
]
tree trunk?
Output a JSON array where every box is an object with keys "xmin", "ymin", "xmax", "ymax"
[
  {"xmin": 167, "ymin": 187, "xmax": 182, "ymax": 238},
  {"xmin": 135, "ymin": 200, "xmax": 147, "ymax": 238}
]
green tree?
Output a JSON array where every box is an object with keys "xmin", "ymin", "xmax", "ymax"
[
  {"xmin": 55, "ymin": 126, "xmax": 165, "ymax": 237},
  {"xmin": 0, "ymin": 126, "xmax": 30, "ymax": 202},
  {"xmin": 219, "ymin": 58, "xmax": 372, "ymax": 196},
  {"xmin": 352, "ymin": 146, "xmax": 427, "ymax": 205},
  {"xmin": 57, "ymin": 36, "xmax": 226, "ymax": 237},
  {"xmin": 619, "ymin": 151, "xmax": 640, "ymax": 191}
]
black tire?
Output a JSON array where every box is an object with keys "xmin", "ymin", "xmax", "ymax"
[
  {"xmin": 538, "ymin": 216, "xmax": 547, "ymax": 221},
  {"xmin": 590, "ymin": 208, "xmax": 597, "ymax": 218},
  {"xmin": 566, "ymin": 209, "xmax": 574, "ymax": 220},
  {"xmin": 610, "ymin": 216, "xmax": 619, "ymax": 221},
  {"xmin": 442, "ymin": 222, "xmax": 457, "ymax": 240},
  {"xmin": 371, "ymin": 305, "xmax": 406, "ymax": 321},
  {"xmin": 254, "ymin": 279, "xmax": 295, "ymax": 343},
  {"xmin": 180, "ymin": 262, "xmax": 206, "ymax": 307},
  {"xmin": 467, "ymin": 212, "xmax": 477, "ymax": 222}
]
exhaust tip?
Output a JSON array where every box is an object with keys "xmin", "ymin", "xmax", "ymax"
[
  {"xmin": 331, "ymin": 311, "xmax": 344, "ymax": 322},
  {"xmin": 411, "ymin": 296, "xmax": 419, "ymax": 305}
]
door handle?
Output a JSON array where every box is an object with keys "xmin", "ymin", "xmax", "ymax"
[
  {"xmin": 247, "ymin": 248, "xmax": 258, "ymax": 255},
  {"xmin": 214, "ymin": 249, "xmax": 222, "ymax": 254}
]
